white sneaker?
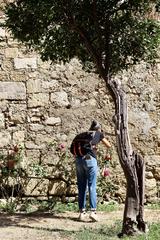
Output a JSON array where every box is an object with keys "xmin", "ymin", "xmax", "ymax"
[
  {"xmin": 89, "ymin": 211, "xmax": 98, "ymax": 222},
  {"xmin": 78, "ymin": 211, "xmax": 86, "ymax": 221}
]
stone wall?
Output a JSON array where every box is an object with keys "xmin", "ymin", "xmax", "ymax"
[{"xmin": 0, "ymin": 8, "xmax": 160, "ymax": 203}]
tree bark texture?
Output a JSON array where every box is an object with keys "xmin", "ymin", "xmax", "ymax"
[{"xmin": 108, "ymin": 79, "xmax": 147, "ymax": 237}]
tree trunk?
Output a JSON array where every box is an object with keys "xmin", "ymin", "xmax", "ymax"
[{"xmin": 108, "ymin": 78, "xmax": 147, "ymax": 237}]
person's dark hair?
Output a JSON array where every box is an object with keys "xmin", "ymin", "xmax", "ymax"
[{"xmin": 89, "ymin": 120, "xmax": 101, "ymax": 131}]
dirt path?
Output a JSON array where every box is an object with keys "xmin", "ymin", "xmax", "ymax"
[{"xmin": 0, "ymin": 209, "xmax": 160, "ymax": 240}]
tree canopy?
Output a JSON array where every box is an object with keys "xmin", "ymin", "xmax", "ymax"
[{"xmin": 4, "ymin": 0, "xmax": 160, "ymax": 76}]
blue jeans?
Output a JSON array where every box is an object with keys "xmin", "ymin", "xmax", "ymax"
[{"xmin": 76, "ymin": 155, "xmax": 98, "ymax": 211}]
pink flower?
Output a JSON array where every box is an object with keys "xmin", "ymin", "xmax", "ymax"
[
  {"xmin": 102, "ymin": 167, "xmax": 110, "ymax": 177},
  {"xmin": 59, "ymin": 143, "xmax": 65, "ymax": 150}
]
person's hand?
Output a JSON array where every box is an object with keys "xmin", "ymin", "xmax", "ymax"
[{"xmin": 102, "ymin": 138, "xmax": 111, "ymax": 148}]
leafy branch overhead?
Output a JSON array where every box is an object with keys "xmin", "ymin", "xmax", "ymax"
[{"xmin": 4, "ymin": 0, "xmax": 160, "ymax": 75}]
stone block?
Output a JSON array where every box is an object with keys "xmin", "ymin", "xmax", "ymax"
[
  {"xmin": 145, "ymin": 155, "xmax": 160, "ymax": 167},
  {"xmin": 129, "ymin": 110, "xmax": 156, "ymax": 135},
  {"xmin": 0, "ymin": 82, "xmax": 26, "ymax": 100},
  {"xmin": 35, "ymin": 134, "xmax": 52, "ymax": 145},
  {"xmin": 0, "ymin": 27, "xmax": 5, "ymax": 38},
  {"xmin": 71, "ymin": 97, "xmax": 81, "ymax": 107},
  {"xmin": 145, "ymin": 171, "xmax": 154, "ymax": 179},
  {"xmin": 44, "ymin": 126, "xmax": 55, "ymax": 134},
  {"xmin": 25, "ymin": 141, "xmax": 45, "ymax": 150},
  {"xmin": 30, "ymin": 116, "xmax": 41, "ymax": 123},
  {"xmin": 29, "ymin": 124, "xmax": 45, "ymax": 132},
  {"xmin": 0, "ymin": 49, "xmax": 4, "ymax": 55},
  {"xmin": 155, "ymin": 121, "xmax": 160, "ymax": 139},
  {"xmin": 5, "ymin": 48, "xmax": 18, "ymax": 58},
  {"xmin": 27, "ymin": 79, "xmax": 42, "ymax": 93},
  {"xmin": 0, "ymin": 113, "xmax": 5, "ymax": 129},
  {"xmin": 0, "ymin": 41, "xmax": 7, "ymax": 47},
  {"xmin": 28, "ymin": 72, "xmax": 39, "ymax": 79},
  {"xmin": 50, "ymin": 71, "xmax": 60, "ymax": 79},
  {"xmin": 81, "ymin": 98, "xmax": 97, "ymax": 107},
  {"xmin": 51, "ymin": 91, "xmax": 69, "ymax": 107},
  {"xmin": 10, "ymin": 71, "xmax": 27, "ymax": 82},
  {"xmin": 9, "ymin": 103, "xmax": 26, "ymax": 123},
  {"xmin": 7, "ymin": 38, "xmax": 20, "ymax": 47},
  {"xmin": 25, "ymin": 149, "xmax": 41, "ymax": 164},
  {"xmin": 145, "ymin": 178, "xmax": 157, "ymax": 197},
  {"xmin": 56, "ymin": 133, "xmax": 68, "ymax": 141},
  {"xmin": 38, "ymin": 58, "xmax": 52, "ymax": 69},
  {"xmin": 0, "ymin": 100, "xmax": 8, "ymax": 112},
  {"xmin": 67, "ymin": 185, "xmax": 78, "ymax": 195},
  {"xmin": 28, "ymin": 93, "xmax": 49, "ymax": 107},
  {"xmin": 48, "ymin": 181, "xmax": 67, "ymax": 195},
  {"xmin": 0, "ymin": 72, "xmax": 9, "ymax": 81},
  {"xmin": 45, "ymin": 117, "xmax": 61, "ymax": 126},
  {"xmin": 13, "ymin": 131, "xmax": 25, "ymax": 143},
  {"xmin": 41, "ymin": 151, "xmax": 59, "ymax": 165},
  {"xmin": 2, "ymin": 59, "xmax": 14, "ymax": 71},
  {"xmin": 0, "ymin": 131, "xmax": 11, "ymax": 147},
  {"xmin": 153, "ymin": 167, "xmax": 160, "ymax": 181},
  {"xmin": 25, "ymin": 178, "xmax": 49, "ymax": 196},
  {"xmin": 41, "ymin": 80, "xmax": 59, "ymax": 91},
  {"xmin": 14, "ymin": 57, "xmax": 37, "ymax": 69}
]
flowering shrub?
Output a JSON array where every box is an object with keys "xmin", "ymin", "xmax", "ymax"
[
  {"xmin": 25, "ymin": 140, "xmax": 76, "ymax": 192},
  {"xmin": 0, "ymin": 144, "xmax": 23, "ymax": 172},
  {"xmin": 0, "ymin": 140, "xmax": 119, "ymax": 212},
  {"xmin": 96, "ymin": 145, "xmax": 119, "ymax": 202}
]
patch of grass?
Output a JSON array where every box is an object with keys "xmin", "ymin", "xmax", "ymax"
[
  {"xmin": 53, "ymin": 202, "xmax": 78, "ymax": 213},
  {"xmin": 75, "ymin": 221, "xmax": 122, "ymax": 240},
  {"xmin": 74, "ymin": 222, "xmax": 160, "ymax": 240},
  {"xmin": 124, "ymin": 223, "xmax": 160, "ymax": 240},
  {"xmin": 97, "ymin": 201, "xmax": 120, "ymax": 212},
  {"xmin": 146, "ymin": 223, "xmax": 160, "ymax": 240},
  {"xmin": 0, "ymin": 198, "xmax": 121, "ymax": 214},
  {"xmin": 146, "ymin": 203, "xmax": 160, "ymax": 210},
  {"xmin": 53, "ymin": 201, "xmax": 120, "ymax": 213},
  {"xmin": 22, "ymin": 200, "xmax": 39, "ymax": 213},
  {"xmin": 0, "ymin": 201, "xmax": 17, "ymax": 213}
]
